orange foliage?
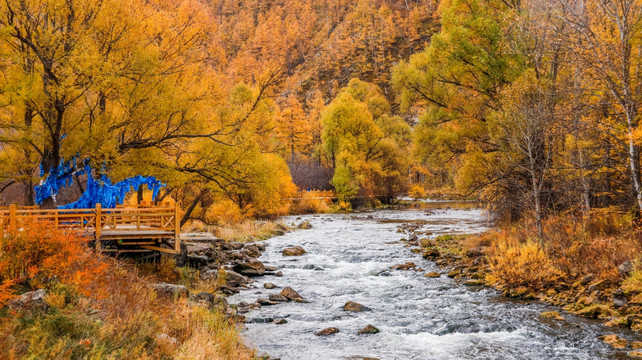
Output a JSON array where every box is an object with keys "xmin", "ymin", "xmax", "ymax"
[{"xmin": 0, "ymin": 222, "xmax": 108, "ymax": 305}]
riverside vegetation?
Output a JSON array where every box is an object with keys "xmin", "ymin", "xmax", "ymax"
[{"xmin": 395, "ymin": 207, "xmax": 642, "ymax": 355}]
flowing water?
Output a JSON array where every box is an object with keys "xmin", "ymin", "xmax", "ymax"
[{"xmin": 230, "ymin": 203, "xmax": 639, "ymax": 359}]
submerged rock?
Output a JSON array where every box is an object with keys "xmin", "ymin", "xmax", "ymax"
[
  {"xmin": 600, "ymin": 334, "xmax": 628, "ymax": 349},
  {"xmin": 540, "ymin": 311, "xmax": 564, "ymax": 320},
  {"xmin": 357, "ymin": 324, "xmax": 380, "ymax": 335},
  {"xmin": 315, "ymin": 327, "xmax": 339, "ymax": 336},
  {"xmin": 282, "ymin": 246, "xmax": 306, "ymax": 256},
  {"xmin": 297, "ymin": 220, "xmax": 312, "ymax": 229},
  {"xmin": 257, "ymin": 298, "xmax": 278, "ymax": 306},
  {"xmin": 390, "ymin": 262, "xmax": 416, "ymax": 270},
  {"xmin": 273, "ymin": 318, "xmax": 288, "ymax": 324},
  {"xmin": 269, "ymin": 294, "xmax": 289, "ymax": 302}
]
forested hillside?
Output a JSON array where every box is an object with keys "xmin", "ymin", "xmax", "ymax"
[{"xmin": 0, "ymin": 0, "xmax": 436, "ymax": 221}]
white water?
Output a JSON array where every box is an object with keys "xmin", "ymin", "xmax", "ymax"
[{"xmin": 230, "ymin": 205, "xmax": 638, "ymax": 360}]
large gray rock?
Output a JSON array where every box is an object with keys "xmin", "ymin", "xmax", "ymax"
[
  {"xmin": 186, "ymin": 254, "xmax": 208, "ymax": 267},
  {"xmin": 233, "ymin": 260, "xmax": 266, "ymax": 277},
  {"xmin": 200, "ymin": 268, "xmax": 219, "ymax": 281},
  {"xmin": 242, "ymin": 244, "xmax": 262, "ymax": 259},
  {"xmin": 225, "ymin": 270, "xmax": 250, "ymax": 287},
  {"xmin": 10, "ymin": 289, "xmax": 47, "ymax": 311},
  {"xmin": 151, "ymin": 283, "xmax": 189, "ymax": 297},
  {"xmin": 619, "ymin": 260, "xmax": 635, "ymax": 277}
]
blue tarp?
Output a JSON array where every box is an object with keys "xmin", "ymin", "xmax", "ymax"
[{"xmin": 34, "ymin": 159, "xmax": 165, "ymax": 209}]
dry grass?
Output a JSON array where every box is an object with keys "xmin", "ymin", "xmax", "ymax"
[
  {"xmin": 212, "ymin": 219, "xmax": 287, "ymax": 242},
  {"xmin": 475, "ymin": 207, "xmax": 642, "ymax": 291},
  {"xmin": 0, "ymin": 224, "xmax": 254, "ymax": 360}
]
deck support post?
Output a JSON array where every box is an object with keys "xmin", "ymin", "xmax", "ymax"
[
  {"xmin": 174, "ymin": 202, "xmax": 180, "ymax": 253},
  {"xmin": 95, "ymin": 203, "xmax": 102, "ymax": 251}
]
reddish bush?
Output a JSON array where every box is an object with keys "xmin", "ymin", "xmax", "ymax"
[{"xmin": 0, "ymin": 222, "xmax": 108, "ymax": 305}]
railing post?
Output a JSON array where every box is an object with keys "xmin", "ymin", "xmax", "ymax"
[
  {"xmin": 174, "ymin": 202, "xmax": 180, "ymax": 253},
  {"xmin": 9, "ymin": 204, "xmax": 16, "ymax": 232},
  {"xmin": 95, "ymin": 203, "xmax": 102, "ymax": 251}
]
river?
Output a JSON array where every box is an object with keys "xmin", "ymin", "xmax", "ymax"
[{"xmin": 230, "ymin": 202, "xmax": 639, "ymax": 359}]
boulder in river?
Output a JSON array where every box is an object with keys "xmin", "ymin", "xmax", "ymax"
[
  {"xmin": 282, "ymin": 246, "xmax": 306, "ymax": 256},
  {"xmin": 233, "ymin": 260, "xmax": 266, "ymax": 277},
  {"xmin": 269, "ymin": 294, "xmax": 289, "ymax": 302},
  {"xmin": 297, "ymin": 220, "xmax": 312, "ymax": 229},
  {"xmin": 540, "ymin": 311, "xmax": 564, "ymax": 320},
  {"xmin": 628, "ymin": 351, "xmax": 642, "ymax": 359},
  {"xmin": 390, "ymin": 262, "xmax": 416, "ymax": 270},
  {"xmin": 257, "ymin": 298, "xmax": 279, "ymax": 306},
  {"xmin": 357, "ymin": 325, "xmax": 380, "ymax": 335},
  {"xmin": 315, "ymin": 327, "xmax": 339, "ymax": 336},
  {"xmin": 273, "ymin": 318, "xmax": 288, "ymax": 324},
  {"xmin": 424, "ymin": 271, "xmax": 440, "ymax": 278},
  {"xmin": 422, "ymin": 249, "xmax": 440, "ymax": 259},
  {"xmin": 275, "ymin": 271, "xmax": 284, "ymax": 277},
  {"xmin": 264, "ymin": 283, "xmax": 278, "ymax": 289},
  {"xmin": 344, "ymin": 301, "xmax": 369, "ymax": 312},
  {"xmin": 280, "ymin": 286, "xmax": 304, "ymax": 302}
]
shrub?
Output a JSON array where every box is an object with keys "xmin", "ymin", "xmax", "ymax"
[
  {"xmin": 0, "ymin": 222, "xmax": 108, "ymax": 305},
  {"xmin": 488, "ymin": 237, "xmax": 559, "ymax": 290},
  {"xmin": 408, "ymin": 184, "xmax": 427, "ymax": 200},
  {"xmin": 290, "ymin": 191, "xmax": 331, "ymax": 214}
]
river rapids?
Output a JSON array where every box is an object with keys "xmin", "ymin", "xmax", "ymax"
[{"xmin": 230, "ymin": 202, "xmax": 640, "ymax": 360}]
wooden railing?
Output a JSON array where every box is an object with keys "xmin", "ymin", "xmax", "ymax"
[{"xmin": 0, "ymin": 203, "xmax": 181, "ymax": 254}]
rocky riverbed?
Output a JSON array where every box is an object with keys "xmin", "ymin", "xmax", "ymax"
[{"xmin": 226, "ymin": 203, "xmax": 642, "ymax": 360}]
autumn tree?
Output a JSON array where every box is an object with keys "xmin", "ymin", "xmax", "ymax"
[{"xmin": 322, "ymin": 78, "xmax": 410, "ymax": 202}]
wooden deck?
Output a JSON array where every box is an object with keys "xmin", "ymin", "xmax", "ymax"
[{"xmin": 0, "ymin": 203, "xmax": 181, "ymax": 254}]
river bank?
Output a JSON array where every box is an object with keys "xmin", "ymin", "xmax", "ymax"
[{"xmin": 399, "ymin": 207, "xmax": 642, "ymax": 357}]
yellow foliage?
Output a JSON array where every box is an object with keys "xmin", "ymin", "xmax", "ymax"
[
  {"xmin": 290, "ymin": 191, "xmax": 331, "ymax": 214},
  {"xmin": 408, "ymin": 184, "xmax": 427, "ymax": 200},
  {"xmin": 488, "ymin": 237, "xmax": 559, "ymax": 290}
]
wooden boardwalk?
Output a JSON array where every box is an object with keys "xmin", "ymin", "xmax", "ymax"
[{"xmin": 0, "ymin": 203, "xmax": 181, "ymax": 254}]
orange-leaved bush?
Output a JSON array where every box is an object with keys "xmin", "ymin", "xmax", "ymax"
[
  {"xmin": 487, "ymin": 234, "xmax": 560, "ymax": 290},
  {"xmin": 0, "ymin": 221, "xmax": 108, "ymax": 305}
]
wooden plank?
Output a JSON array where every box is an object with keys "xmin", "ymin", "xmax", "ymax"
[{"xmin": 140, "ymin": 245, "xmax": 179, "ymax": 254}]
